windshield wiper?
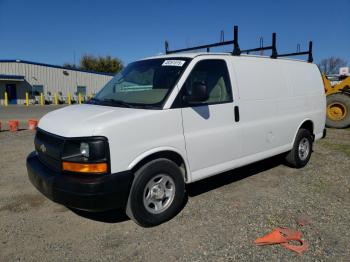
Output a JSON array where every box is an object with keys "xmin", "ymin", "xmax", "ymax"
[{"xmin": 102, "ymin": 98, "xmax": 135, "ymax": 108}]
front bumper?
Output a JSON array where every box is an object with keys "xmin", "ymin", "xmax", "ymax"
[{"xmin": 26, "ymin": 151, "xmax": 133, "ymax": 211}]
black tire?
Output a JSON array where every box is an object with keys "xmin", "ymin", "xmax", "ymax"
[
  {"xmin": 326, "ymin": 93, "xmax": 350, "ymax": 128},
  {"xmin": 285, "ymin": 128, "xmax": 313, "ymax": 168},
  {"xmin": 126, "ymin": 158, "xmax": 185, "ymax": 227}
]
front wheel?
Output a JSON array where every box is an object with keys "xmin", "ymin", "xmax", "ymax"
[
  {"xmin": 126, "ymin": 158, "xmax": 185, "ymax": 227},
  {"xmin": 285, "ymin": 128, "xmax": 313, "ymax": 168}
]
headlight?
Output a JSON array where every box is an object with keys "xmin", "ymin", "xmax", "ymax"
[
  {"xmin": 61, "ymin": 137, "xmax": 109, "ymax": 174},
  {"xmin": 80, "ymin": 142, "xmax": 90, "ymax": 158}
]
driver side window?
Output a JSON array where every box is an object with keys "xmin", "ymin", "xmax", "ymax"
[{"xmin": 181, "ymin": 59, "xmax": 233, "ymax": 106}]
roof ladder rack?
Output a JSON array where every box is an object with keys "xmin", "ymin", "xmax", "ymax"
[
  {"xmin": 165, "ymin": 39, "xmax": 235, "ymax": 55},
  {"xmin": 278, "ymin": 41, "xmax": 313, "ymax": 63},
  {"xmin": 239, "ymin": 31, "xmax": 277, "ymax": 59},
  {"xmin": 232, "ymin": 26, "xmax": 241, "ymax": 56},
  {"xmin": 164, "ymin": 26, "xmax": 313, "ymax": 63}
]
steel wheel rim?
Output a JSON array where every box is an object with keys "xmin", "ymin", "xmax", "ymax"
[
  {"xmin": 298, "ymin": 138, "xmax": 310, "ymax": 161},
  {"xmin": 327, "ymin": 102, "xmax": 347, "ymax": 121},
  {"xmin": 143, "ymin": 174, "xmax": 175, "ymax": 214}
]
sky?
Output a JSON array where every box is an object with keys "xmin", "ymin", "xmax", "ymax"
[{"xmin": 0, "ymin": 0, "xmax": 349, "ymax": 67}]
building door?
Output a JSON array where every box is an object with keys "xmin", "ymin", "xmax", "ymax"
[
  {"xmin": 77, "ymin": 86, "xmax": 87, "ymax": 96},
  {"xmin": 6, "ymin": 84, "xmax": 17, "ymax": 104}
]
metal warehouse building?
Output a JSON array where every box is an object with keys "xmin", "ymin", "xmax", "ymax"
[{"xmin": 0, "ymin": 60, "xmax": 113, "ymax": 105}]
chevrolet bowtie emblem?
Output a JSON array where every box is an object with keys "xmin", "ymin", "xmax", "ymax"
[{"xmin": 40, "ymin": 144, "xmax": 46, "ymax": 153}]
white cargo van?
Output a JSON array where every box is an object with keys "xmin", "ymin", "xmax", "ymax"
[{"xmin": 27, "ymin": 29, "xmax": 326, "ymax": 227}]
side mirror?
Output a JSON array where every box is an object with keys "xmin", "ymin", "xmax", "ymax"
[{"xmin": 188, "ymin": 81, "xmax": 208, "ymax": 103}]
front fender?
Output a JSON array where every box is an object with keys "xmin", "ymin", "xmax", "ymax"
[{"xmin": 127, "ymin": 146, "xmax": 192, "ymax": 182}]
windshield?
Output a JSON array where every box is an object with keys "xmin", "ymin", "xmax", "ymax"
[{"xmin": 91, "ymin": 58, "xmax": 190, "ymax": 109}]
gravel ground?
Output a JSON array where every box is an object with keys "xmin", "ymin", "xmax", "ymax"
[{"xmin": 0, "ymin": 117, "xmax": 349, "ymax": 261}]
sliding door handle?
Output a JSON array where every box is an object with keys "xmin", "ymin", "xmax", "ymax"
[{"xmin": 234, "ymin": 106, "xmax": 240, "ymax": 122}]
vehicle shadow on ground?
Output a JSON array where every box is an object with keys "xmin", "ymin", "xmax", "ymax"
[
  {"xmin": 186, "ymin": 154, "xmax": 285, "ymax": 197},
  {"xmin": 70, "ymin": 154, "xmax": 285, "ymax": 224},
  {"xmin": 69, "ymin": 208, "xmax": 129, "ymax": 223}
]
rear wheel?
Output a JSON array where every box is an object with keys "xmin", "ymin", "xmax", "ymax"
[
  {"xmin": 285, "ymin": 128, "xmax": 313, "ymax": 168},
  {"xmin": 326, "ymin": 93, "xmax": 350, "ymax": 128},
  {"xmin": 126, "ymin": 158, "xmax": 185, "ymax": 227}
]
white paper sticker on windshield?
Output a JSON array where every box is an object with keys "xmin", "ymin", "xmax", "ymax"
[{"xmin": 162, "ymin": 60, "xmax": 186, "ymax": 67}]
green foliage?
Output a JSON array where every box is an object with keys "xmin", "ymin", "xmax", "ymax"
[
  {"xmin": 64, "ymin": 54, "xmax": 123, "ymax": 74},
  {"xmin": 63, "ymin": 63, "xmax": 78, "ymax": 69}
]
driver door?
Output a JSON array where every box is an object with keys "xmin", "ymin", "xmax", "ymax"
[{"xmin": 178, "ymin": 59, "xmax": 242, "ymax": 181}]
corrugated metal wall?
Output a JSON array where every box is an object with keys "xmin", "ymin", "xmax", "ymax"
[{"xmin": 0, "ymin": 61, "xmax": 113, "ymax": 104}]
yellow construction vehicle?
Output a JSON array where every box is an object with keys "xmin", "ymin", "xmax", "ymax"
[{"xmin": 323, "ymin": 67, "xmax": 350, "ymax": 128}]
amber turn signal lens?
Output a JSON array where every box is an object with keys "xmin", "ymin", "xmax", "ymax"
[{"xmin": 62, "ymin": 162, "xmax": 107, "ymax": 173}]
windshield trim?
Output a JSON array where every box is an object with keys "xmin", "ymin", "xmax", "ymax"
[{"xmin": 159, "ymin": 57, "xmax": 192, "ymax": 109}]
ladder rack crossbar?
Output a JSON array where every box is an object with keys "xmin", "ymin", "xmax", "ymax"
[
  {"xmin": 166, "ymin": 40, "xmax": 234, "ymax": 54},
  {"xmin": 278, "ymin": 51, "xmax": 310, "ymax": 57},
  {"xmin": 241, "ymin": 46, "xmax": 274, "ymax": 53}
]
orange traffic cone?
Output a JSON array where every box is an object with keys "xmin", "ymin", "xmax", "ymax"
[
  {"xmin": 254, "ymin": 228, "xmax": 289, "ymax": 245},
  {"xmin": 255, "ymin": 227, "xmax": 308, "ymax": 254},
  {"xmin": 8, "ymin": 120, "xmax": 19, "ymax": 132},
  {"xmin": 281, "ymin": 241, "xmax": 309, "ymax": 254},
  {"xmin": 28, "ymin": 119, "xmax": 38, "ymax": 130}
]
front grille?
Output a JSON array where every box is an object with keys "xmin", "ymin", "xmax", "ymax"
[{"xmin": 35, "ymin": 129, "xmax": 65, "ymax": 172}]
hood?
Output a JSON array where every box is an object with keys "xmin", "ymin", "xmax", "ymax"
[{"xmin": 38, "ymin": 104, "xmax": 155, "ymax": 137}]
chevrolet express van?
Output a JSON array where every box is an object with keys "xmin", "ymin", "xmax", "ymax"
[{"xmin": 27, "ymin": 52, "xmax": 326, "ymax": 227}]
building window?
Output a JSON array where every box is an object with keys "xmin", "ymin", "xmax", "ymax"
[
  {"xmin": 32, "ymin": 85, "xmax": 44, "ymax": 96},
  {"xmin": 77, "ymin": 86, "xmax": 87, "ymax": 96}
]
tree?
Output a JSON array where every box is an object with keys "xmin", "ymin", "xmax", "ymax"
[
  {"xmin": 318, "ymin": 57, "xmax": 347, "ymax": 75},
  {"xmin": 64, "ymin": 54, "xmax": 123, "ymax": 74},
  {"xmin": 63, "ymin": 63, "xmax": 78, "ymax": 69}
]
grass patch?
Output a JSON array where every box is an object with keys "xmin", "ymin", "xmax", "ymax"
[
  {"xmin": 312, "ymin": 178, "xmax": 330, "ymax": 194},
  {"xmin": 322, "ymin": 141, "xmax": 350, "ymax": 157}
]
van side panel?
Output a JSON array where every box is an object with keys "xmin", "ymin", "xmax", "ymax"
[
  {"xmin": 231, "ymin": 57, "xmax": 325, "ymax": 159},
  {"xmin": 281, "ymin": 62, "xmax": 326, "ymax": 139},
  {"xmin": 231, "ymin": 57, "xmax": 291, "ymax": 157}
]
